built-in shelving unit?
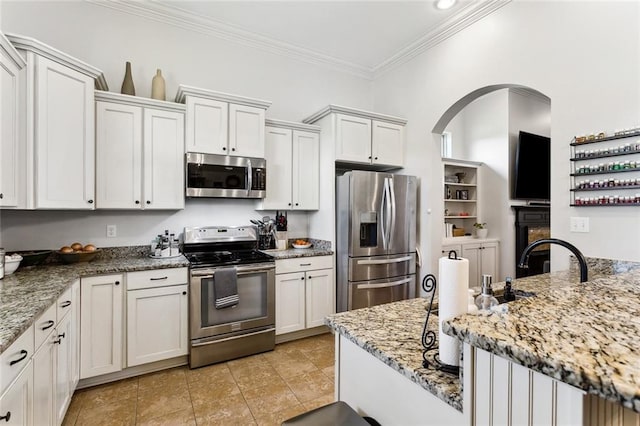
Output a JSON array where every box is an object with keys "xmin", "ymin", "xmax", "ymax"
[
  {"xmin": 443, "ymin": 159, "xmax": 481, "ymax": 238},
  {"xmin": 570, "ymin": 130, "xmax": 640, "ymax": 207}
]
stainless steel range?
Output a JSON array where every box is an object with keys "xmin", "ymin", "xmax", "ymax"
[{"xmin": 182, "ymin": 225, "xmax": 275, "ymax": 368}]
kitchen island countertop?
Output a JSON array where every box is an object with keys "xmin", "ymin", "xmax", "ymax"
[
  {"xmin": 326, "ymin": 258, "xmax": 640, "ymax": 414},
  {"xmin": 0, "ymin": 255, "xmax": 189, "ymax": 354}
]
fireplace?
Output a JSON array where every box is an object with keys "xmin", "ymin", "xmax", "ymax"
[{"xmin": 513, "ymin": 206, "xmax": 550, "ymax": 277}]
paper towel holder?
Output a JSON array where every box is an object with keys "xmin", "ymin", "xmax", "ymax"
[{"xmin": 421, "ymin": 272, "xmax": 461, "ymax": 376}]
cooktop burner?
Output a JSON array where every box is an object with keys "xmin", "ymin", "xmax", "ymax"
[
  {"xmin": 182, "ymin": 225, "xmax": 273, "ymax": 268},
  {"xmin": 184, "ymin": 249, "xmax": 273, "ymax": 268}
]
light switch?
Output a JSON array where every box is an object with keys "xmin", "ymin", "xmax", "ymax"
[{"xmin": 570, "ymin": 217, "xmax": 589, "ymax": 233}]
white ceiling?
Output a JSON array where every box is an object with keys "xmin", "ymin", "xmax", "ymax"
[{"xmin": 93, "ymin": 0, "xmax": 510, "ymax": 78}]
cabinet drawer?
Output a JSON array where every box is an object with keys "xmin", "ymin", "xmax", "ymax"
[
  {"xmin": 276, "ymin": 256, "xmax": 333, "ymax": 275},
  {"xmin": 1, "ymin": 325, "xmax": 34, "ymax": 394},
  {"xmin": 56, "ymin": 286, "xmax": 73, "ymax": 320},
  {"xmin": 34, "ymin": 303, "xmax": 57, "ymax": 351},
  {"xmin": 127, "ymin": 267, "xmax": 188, "ymax": 290}
]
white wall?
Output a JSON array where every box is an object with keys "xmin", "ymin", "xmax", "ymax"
[
  {"xmin": 372, "ymin": 1, "xmax": 640, "ymax": 278},
  {"xmin": 0, "ymin": 1, "xmax": 372, "ymax": 250}
]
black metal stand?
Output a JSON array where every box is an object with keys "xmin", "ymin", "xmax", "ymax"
[{"xmin": 421, "ymin": 267, "xmax": 461, "ymax": 376}]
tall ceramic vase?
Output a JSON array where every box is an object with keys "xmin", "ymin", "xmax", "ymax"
[
  {"xmin": 121, "ymin": 61, "xmax": 135, "ymax": 96},
  {"xmin": 151, "ymin": 69, "xmax": 166, "ymax": 101}
]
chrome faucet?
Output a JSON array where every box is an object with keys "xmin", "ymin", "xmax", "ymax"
[{"xmin": 518, "ymin": 238, "xmax": 588, "ymax": 283}]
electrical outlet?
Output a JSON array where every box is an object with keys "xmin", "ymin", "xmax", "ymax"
[
  {"xmin": 106, "ymin": 225, "xmax": 117, "ymax": 238},
  {"xmin": 570, "ymin": 217, "xmax": 589, "ymax": 233}
]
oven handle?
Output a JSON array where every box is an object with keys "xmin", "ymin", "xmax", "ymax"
[
  {"xmin": 191, "ymin": 327, "xmax": 275, "ymax": 347},
  {"xmin": 247, "ymin": 159, "xmax": 253, "ymax": 196},
  {"xmin": 190, "ymin": 264, "xmax": 275, "ymax": 277}
]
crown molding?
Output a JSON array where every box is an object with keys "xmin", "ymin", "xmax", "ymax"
[
  {"xmin": 6, "ymin": 33, "xmax": 109, "ymax": 90},
  {"xmin": 175, "ymin": 84, "xmax": 272, "ymax": 109},
  {"xmin": 95, "ymin": 90, "xmax": 186, "ymax": 112},
  {"xmin": 265, "ymin": 118, "xmax": 321, "ymax": 134},
  {"xmin": 302, "ymin": 104, "xmax": 407, "ymax": 126},
  {"xmin": 0, "ymin": 33, "xmax": 26, "ymax": 69},
  {"xmin": 86, "ymin": 0, "xmax": 373, "ymax": 80},
  {"xmin": 372, "ymin": 0, "xmax": 512, "ymax": 78},
  {"xmin": 86, "ymin": 0, "xmax": 509, "ymax": 82}
]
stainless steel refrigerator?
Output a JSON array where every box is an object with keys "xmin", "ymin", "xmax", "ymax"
[{"xmin": 336, "ymin": 171, "xmax": 417, "ymax": 312}]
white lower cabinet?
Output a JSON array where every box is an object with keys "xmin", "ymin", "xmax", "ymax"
[
  {"xmin": 275, "ymin": 256, "xmax": 334, "ymax": 336},
  {"xmin": 0, "ymin": 361, "xmax": 33, "ymax": 426},
  {"xmin": 126, "ymin": 284, "xmax": 189, "ymax": 367},
  {"xmin": 32, "ymin": 331, "xmax": 56, "ymax": 426},
  {"xmin": 55, "ymin": 313, "xmax": 73, "ymax": 424},
  {"xmin": 461, "ymin": 241, "xmax": 499, "ymax": 287},
  {"xmin": 80, "ymin": 274, "xmax": 124, "ymax": 379}
]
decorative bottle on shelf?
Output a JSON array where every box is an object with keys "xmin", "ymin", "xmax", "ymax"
[
  {"xmin": 475, "ymin": 274, "xmax": 499, "ymax": 311},
  {"xmin": 151, "ymin": 68, "xmax": 166, "ymax": 101},
  {"xmin": 121, "ymin": 61, "xmax": 135, "ymax": 96}
]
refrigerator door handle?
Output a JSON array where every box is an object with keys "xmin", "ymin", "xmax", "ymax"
[
  {"xmin": 388, "ymin": 177, "xmax": 397, "ymax": 248},
  {"xmin": 380, "ymin": 178, "xmax": 389, "ymax": 249},
  {"xmin": 357, "ymin": 256, "xmax": 413, "ymax": 265},
  {"xmin": 356, "ymin": 277, "xmax": 412, "ymax": 290}
]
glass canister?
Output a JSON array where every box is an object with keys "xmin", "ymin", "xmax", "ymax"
[{"xmin": 0, "ymin": 248, "xmax": 5, "ymax": 279}]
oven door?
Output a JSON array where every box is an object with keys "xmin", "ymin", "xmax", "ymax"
[{"xmin": 190, "ymin": 263, "xmax": 275, "ymax": 340}]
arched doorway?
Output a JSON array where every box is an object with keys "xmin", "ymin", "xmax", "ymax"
[{"xmin": 432, "ymin": 84, "xmax": 551, "ymax": 281}]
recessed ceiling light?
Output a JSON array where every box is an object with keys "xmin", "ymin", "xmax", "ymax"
[{"xmin": 436, "ymin": 0, "xmax": 456, "ymax": 10}]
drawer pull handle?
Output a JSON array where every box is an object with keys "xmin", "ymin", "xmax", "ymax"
[
  {"xmin": 42, "ymin": 320, "xmax": 55, "ymax": 330},
  {"xmin": 299, "ymin": 263, "xmax": 311, "ymax": 266},
  {"xmin": 58, "ymin": 332, "xmax": 66, "ymax": 339},
  {"xmin": 61, "ymin": 301, "xmax": 71, "ymax": 308},
  {"xmin": 150, "ymin": 276, "xmax": 168, "ymax": 281},
  {"xmin": 54, "ymin": 338, "xmax": 62, "ymax": 345},
  {"xmin": 0, "ymin": 412, "xmax": 10, "ymax": 422},
  {"xmin": 9, "ymin": 350, "xmax": 28, "ymax": 366}
]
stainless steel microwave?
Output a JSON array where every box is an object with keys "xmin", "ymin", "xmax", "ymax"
[{"xmin": 186, "ymin": 152, "xmax": 266, "ymax": 198}]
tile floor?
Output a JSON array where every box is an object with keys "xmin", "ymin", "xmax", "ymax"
[{"xmin": 62, "ymin": 333, "xmax": 336, "ymax": 426}]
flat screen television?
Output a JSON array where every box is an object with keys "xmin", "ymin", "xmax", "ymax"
[{"xmin": 513, "ymin": 131, "xmax": 550, "ymax": 201}]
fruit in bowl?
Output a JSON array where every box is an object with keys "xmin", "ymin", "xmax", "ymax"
[
  {"xmin": 57, "ymin": 243, "xmax": 100, "ymax": 263},
  {"xmin": 292, "ymin": 239, "xmax": 312, "ymax": 249},
  {"xmin": 4, "ymin": 254, "xmax": 23, "ymax": 275}
]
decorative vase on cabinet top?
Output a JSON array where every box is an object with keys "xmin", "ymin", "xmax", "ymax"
[
  {"xmin": 151, "ymin": 69, "xmax": 166, "ymax": 101},
  {"xmin": 121, "ymin": 61, "xmax": 135, "ymax": 96},
  {"xmin": 476, "ymin": 228, "xmax": 488, "ymax": 239}
]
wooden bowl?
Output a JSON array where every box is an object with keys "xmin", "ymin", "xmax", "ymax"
[{"xmin": 57, "ymin": 250, "xmax": 101, "ymax": 264}]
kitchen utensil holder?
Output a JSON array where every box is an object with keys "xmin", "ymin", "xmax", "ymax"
[
  {"xmin": 421, "ymin": 272, "xmax": 460, "ymax": 376},
  {"xmin": 258, "ymin": 234, "xmax": 274, "ymax": 250}
]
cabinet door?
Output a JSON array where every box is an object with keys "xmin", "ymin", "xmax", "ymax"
[
  {"xmin": 229, "ymin": 104, "xmax": 265, "ymax": 158},
  {"xmin": 292, "ymin": 130, "xmax": 320, "ymax": 210},
  {"xmin": 461, "ymin": 243, "xmax": 481, "ymax": 288},
  {"xmin": 275, "ymin": 272, "xmax": 305, "ymax": 335},
  {"xmin": 305, "ymin": 268, "xmax": 334, "ymax": 328},
  {"xmin": 55, "ymin": 313, "xmax": 72, "ymax": 424},
  {"xmin": 95, "ymin": 101, "xmax": 143, "ymax": 209},
  {"xmin": 262, "ymin": 126, "xmax": 293, "ymax": 210},
  {"xmin": 335, "ymin": 114, "xmax": 371, "ymax": 164},
  {"xmin": 33, "ymin": 336, "xmax": 55, "ymax": 426},
  {"xmin": 70, "ymin": 280, "xmax": 80, "ymax": 391},
  {"xmin": 35, "ymin": 56, "xmax": 95, "ymax": 209},
  {"xmin": 185, "ymin": 96, "xmax": 228, "ymax": 154},
  {"xmin": 80, "ymin": 274, "xmax": 123, "ymax": 379},
  {"xmin": 372, "ymin": 120, "xmax": 404, "ymax": 168},
  {"xmin": 480, "ymin": 242, "xmax": 499, "ymax": 281},
  {"xmin": 143, "ymin": 108, "xmax": 185, "ymax": 209},
  {"xmin": 126, "ymin": 284, "xmax": 189, "ymax": 367},
  {"xmin": 0, "ymin": 362, "xmax": 32, "ymax": 426},
  {"xmin": 0, "ymin": 47, "xmax": 22, "ymax": 207}
]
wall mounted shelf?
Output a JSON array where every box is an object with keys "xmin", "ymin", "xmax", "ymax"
[{"xmin": 570, "ymin": 129, "xmax": 640, "ymax": 146}]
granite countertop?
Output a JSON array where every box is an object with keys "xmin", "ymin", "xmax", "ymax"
[
  {"xmin": 325, "ymin": 298, "xmax": 463, "ymax": 411},
  {"xmin": 0, "ymin": 253, "xmax": 189, "ymax": 354},
  {"xmin": 444, "ymin": 266, "xmax": 640, "ymax": 413},
  {"xmin": 262, "ymin": 238, "xmax": 333, "ymax": 259}
]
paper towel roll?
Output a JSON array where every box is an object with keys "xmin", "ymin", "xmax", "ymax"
[{"xmin": 438, "ymin": 254, "xmax": 469, "ymax": 366}]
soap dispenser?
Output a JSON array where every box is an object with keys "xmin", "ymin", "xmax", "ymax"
[
  {"xmin": 475, "ymin": 274, "xmax": 499, "ymax": 311},
  {"xmin": 503, "ymin": 276, "xmax": 516, "ymax": 302}
]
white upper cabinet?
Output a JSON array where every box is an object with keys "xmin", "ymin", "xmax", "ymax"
[
  {"xmin": 336, "ymin": 114, "xmax": 371, "ymax": 164},
  {"xmin": 6, "ymin": 33, "xmax": 108, "ymax": 210},
  {"xmin": 176, "ymin": 84, "xmax": 271, "ymax": 158},
  {"xmin": 95, "ymin": 92, "xmax": 185, "ymax": 210},
  {"xmin": 261, "ymin": 120, "xmax": 320, "ymax": 210},
  {"xmin": 0, "ymin": 33, "xmax": 26, "ymax": 208},
  {"xmin": 303, "ymin": 105, "xmax": 407, "ymax": 169}
]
